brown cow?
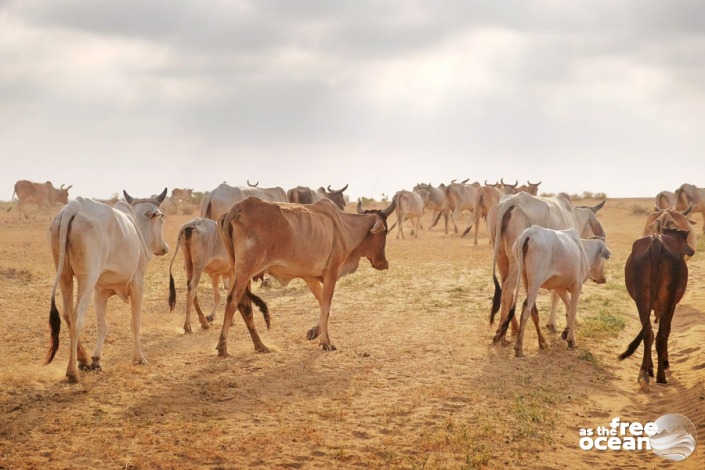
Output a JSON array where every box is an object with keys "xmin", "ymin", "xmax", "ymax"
[
  {"xmin": 463, "ymin": 185, "xmax": 504, "ymax": 244},
  {"xmin": 215, "ymin": 197, "xmax": 395, "ymax": 356},
  {"xmin": 516, "ymin": 180, "xmax": 542, "ymax": 195},
  {"xmin": 8, "ymin": 180, "xmax": 72, "ymax": 219},
  {"xmin": 643, "ymin": 206, "xmax": 697, "ymax": 256},
  {"xmin": 619, "ymin": 229, "xmax": 694, "ymax": 390}
]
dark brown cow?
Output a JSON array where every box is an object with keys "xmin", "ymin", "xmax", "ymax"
[
  {"xmin": 8, "ymin": 180, "xmax": 72, "ymax": 219},
  {"xmin": 286, "ymin": 185, "xmax": 349, "ymax": 210},
  {"xmin": 215, "ymin": 197, "xmax": 395, "ymax": 356},
  {"xmin": 619, "ymin": 229, "xmax": 694, "ymax": 390}
]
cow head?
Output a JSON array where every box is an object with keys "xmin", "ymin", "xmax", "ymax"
[
  {"xmin": 324, "ymin": 184, "xmax": 348, "ymax": 210},
  {"xmin": 356, "ymin": 198, "xmax": 396, "ymax": 270},
  {"xmin": 123, "ymin": 188, "xmax": 169, "ymax": 256},
  {"xmin": 662, "ymin": 228, "xmax": 696, "ymax": 258},
  {"xmin": 574, "ymin": 201, "xmax": 606, "ymax": 239},
  {"xmin": 54, "ymin": 184, "xmax": 72, "ymax": 205},
  {"xmin": 675, "ymin": 183, "xmax": 700, "ymax": 211},
  {"xmin": 585, "ymin": 238, "xmax": 611, "ymax": 284},
  {"xmin": 644, "ymin": 206, "xmax": 697, "ymax": 258}
]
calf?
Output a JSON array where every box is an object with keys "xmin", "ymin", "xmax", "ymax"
[
  {"xmin": 499, "ymin": 226, "xmax": 611, "ymax": 357},
  {"xmin": 619, "ymin": 229, "xmax": 693, "ymax": 390},
  {"xmin": 168, "ymin": 217, "xmax": 270, "ymax": 334}
]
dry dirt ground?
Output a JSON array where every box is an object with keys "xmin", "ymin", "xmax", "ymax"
[{"xmin": 0, "ymin": 198, "xmax": 703, "ymax": 469}]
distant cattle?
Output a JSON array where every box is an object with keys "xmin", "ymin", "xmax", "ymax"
[
  {"xmin": 215, "ymin": 197, "xmax": 395, "ymax": 356},
  {"xmin": 167, "ymin": 217, "xmax": 269, "ymax": 334},
  {"xmin": 201, "ymin": 183, "xmax": 288, "ymax": 220},
  {"xmin": 655, "ymin": 190, "xmax": 676, "ymax": 210},
  {"xmin": 619, "ymin": 229, "xmax": 694, "ymax": 390},
  {"xmin": 392, "ymin": 189, "xmax": 425, "ymax": 239},
  {"xmin": 463, "ymin": 185, "xmax": 503, "ymax": 245},
  {"xmin": 8, "ymin": 180, "xmax": 72, "ymax": 219},
  {"xmin": 171, "ymin": 188, "xmax": 194, "ymax": 203},
  {"xmin": 675, "ymin": 183, "xmax": 705, "ymax": 232},
  {"xmin": 643, "ymin": 206, "xmax": 697, "ymax": 257},
  {"xmin": 515, "ymin": 181, "xmax": 542, "ymax": 195},
  {"xmin": 498, "ymin": 226, "xmax": 611, "ymax": 357},
  {"xmin": 286, "ymin": 184, "xmax": 349, "ymax": 211},
  {"xmin": 413, "ymin": 183, "xmax": 447, "ymax": 229},
  {"xmin": 442, "ymin": 180, "xmax": 480, "ymax": 234},
  {"xmin": 45, "ymin": 189, "xmax": 169, "ymax": 383}
]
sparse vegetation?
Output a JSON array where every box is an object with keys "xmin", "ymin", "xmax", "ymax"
[{"xmin": 630, "ymin": 205, "xmax": 650, "ymax": 216}]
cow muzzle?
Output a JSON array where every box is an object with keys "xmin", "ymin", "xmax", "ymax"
[{"xmin": 371, "ymin": 259, "xmax": 389, "ymax": 270}]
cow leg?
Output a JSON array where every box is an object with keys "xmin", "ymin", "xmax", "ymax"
[
  {"xmin": 67, "ymin": 276, "xmax": 95, "ymax": 383},
  {"xmin": 90, "ymin": 289, "xmax": 111, "ymax": 372},
  {"xmin": 493, "ymin": 267, "xmax": 519, "ymax": 344},
  {"xmin": 530, "ymin": 305, "xmax": 548, "ymax": 350},
  {"xmin": 184, "ymin": 270, "xmax": 205, "ymax": 333},
  {"xmin": 547, "ymin": 291, "xmax": 560, "ymax": 332},
  {"xmin": 639, "ymin": 324, "xmax": 654, "ymax": 389},
  {"xmin": 564, "ymin": 286, "xmax": 582, "ymax": 349},
  {"xmin": 397, "ymin": 214, "xmax": 405, "ymax": 239},
  {"xmin": 473, "ymin": 214, "xmax": 480, "ymax": 246},
  {"xmin": 450, "ymin": 208, "xmax": 460, "ymax": 233},
  {"xmin": 515, "ymin": 283, "xmax": 540, "ymax": 357},
  {"xmin": 236, "ymin": 282, "xmax": 269, "ymax": 353},
  {"xmin": 304, "ymin": 280, "xmax": 324, "ymax": 340},
  {"xmin": 129, "ymin": 282, "xmax": 147, "ymax": 365},
  {"xmin": 313, "ymin": 274, "xmax": 338, "ymax": 351},
  {"xmin": 210, "ymin": 274, "xmax": 222, "ymax": 322},
  {"xmin": 216, "ymin": 276, "xmax": 249, "ymax": 358},
  {"xmin": 655, "ymin": 307, "xmax": 674, "ymax": 384}
]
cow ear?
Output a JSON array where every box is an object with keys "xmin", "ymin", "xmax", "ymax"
[
  {"xmin": 144, "ymin": 209, "xmax": 160, "ymax": 219},
  {"xmin": 370, "ymin": 219, "xmax": 386, "ymax": 234},
  {"xmin": 603, "ymin": 247, "xmax": 612, "ymax": 260},
  {"xmin": 688, "ymin": 219, "xmax": 697, "ymax": 225}
]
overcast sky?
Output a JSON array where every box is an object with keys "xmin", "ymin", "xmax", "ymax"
[{"xmin": 2, "ymin": 0, "xmax": 704, "ymax": 201}]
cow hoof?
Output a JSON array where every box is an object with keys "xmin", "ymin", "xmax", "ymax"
[
  {"xmin": 546, "ymin": 324, "xmax": 557, "ymax": 333},
  {"xmin": 561, "ymin": 329, "xmax": 568, "ymax": 341},
  {"xmin": 66, "ymin": 373, "xmax": 80, "ymax": 384},
  {"xmin": 134, "ymin": 357, "xmax": 148, "ymax": 365},
  {"xmin": 656, "ymin": 377, "xmax": 667, "ymax": 384},
  {"xmin": 663, "ymin": 360, "xmax": 670, "ymax": 369},
  {"xmin": 78, "ymin": 363, "xmax": 91, "ymax": 372},
  {"xmin": 307, "ymin": 327, "xmax": 320, "ymax": 341},
  {"xmin": 255, "ymin": 344, "xmax": 271, "ymax": 353},
  {"xmin": 322, "ymin": 344, "xmax": 337, "ymax": 352},
  {"xmin": 217, "ymin": 350, "xmax": 230, "ymax": 358},
  {"xmin": 206, "ymin": 314, "xmax": 215, "ymax": 323},
  {"xmin": 514, "ymin": 350, "xmax": 524, "ymax": 358},
  {"xmin": 184, "ymin": 326, "xmax": 193, "ymax": 334},
  {"xmin": 567, "ymin": 340, "xmax": 576, "ymax": 349},
  {"xmin": 539, "ymin": 341, "xmax": 549, "ymax": 350}
]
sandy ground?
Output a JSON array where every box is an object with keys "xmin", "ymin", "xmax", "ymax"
[{"xmin": 0, "ymin": 197, "xmax": 703, "ymax": 469}]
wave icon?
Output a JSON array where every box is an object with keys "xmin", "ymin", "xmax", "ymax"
[{"xmin": 649, "ymin": 413, "xmax": 697, "ymax": 461}]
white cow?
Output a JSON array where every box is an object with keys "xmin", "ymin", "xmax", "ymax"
[
  {"xmin": 201, "ymin": 183, "xmax": 288, "ymax": 220},
  {"xmin": 502, "ymin": 226, "xmax": 611, "ymax": 357},
  {"xmin": 393, "ymin": 189, "xmax": 425, "ymax": 239},
  {"xmin": 46, "ymin": 189, "xmax": 169, "ymax": 383}
]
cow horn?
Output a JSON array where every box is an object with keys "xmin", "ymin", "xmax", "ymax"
[
  {"xmin": 500, "ymin": 178, "xmax": 506, "ymax": 185},
  {"xmin": 381, "ymin": 198, "xmax": 397, "ymax": 217},
  {"xmin": 66, "ymin": 185, "xmax": 73, "ymax": 191},
  {"xmin": 512, "ymin": 180, "xmax": 518, "ymax": 187},
  {"xmin": 247, "ymin": 180, "xmax": 259, "ymax": 187},
  {"xmin": 461, "ymin": 178, "xmax": 469, "ymax": 184},
  {"xmin": 592, "ymin": 200, "xmax": 606, "ymax": 213},
  {"xmin": 123, "ymin": 190, "xmax": 134, "ymax": 204},
  {"xmin": 155, "ymin": 188, "xmax": 168, "ymax": 205},
  {"xmin": 328, "ymin": 184, "xmax": 348, "ymax": 193},
  {"xmin": 528, "ymin": 180, "xmax": 541, "ymax": 186},
  {"xmin": 60, "ymin": 184, "xmax": 65, "ymax": 189},
  {"xmin": 682, "ymin": 203, "xmax": 693, "ymax": 216},
  {"xmin": 484, "ymin": 179, "xmax": 489, "ymax": 186},
  {"xmin": 356, "ymin": 199, "xmax": 365, "ymax": 214},
  {"xmin": 450, "ymin": 179, "xmax": 457, "ymax": 184}
]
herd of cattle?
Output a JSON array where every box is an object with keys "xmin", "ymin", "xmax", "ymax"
[{"xmin": 4, "ymin": 179, "xmax": 704, "ymax": 389}]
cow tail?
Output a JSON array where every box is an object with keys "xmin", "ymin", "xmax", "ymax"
[
  {"xmin": 490, "ymin": 202, "xmax": 515, "ymax": 323},
  {"xmin": 6, "ymin": 188, "xmax": 16, "ymax": 212},
  {"xmin": 46, "ymin": 206, "xmax": 76, "ymax": 365},
  {"xmin": 618, "ymin": 328, "xmax": 645, "ymax": 360},
  {"xmin": 246, "ymin": 288, "xmax": 271, "ymax": 330},
  {"xmin": 168, "ymin": 225, "xmax": 188, "ymax": 312}
]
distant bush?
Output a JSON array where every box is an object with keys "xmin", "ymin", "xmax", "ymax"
[
  {"xmin": 181, "ymin": 206, "xmax": 194, "ymax": 216},
  {"xmin": 539, "ymin": 192, "xmax": 555, "ymax": 198},
  {"xmin": 581, "ymin": 191, "xmax": 594, "ymax": 199},
  {"xmin": 630, "ymin": 205, "xmax": 649, "ymax": 216},
  {"xmin": 594, "ymin": 192, "xmax": 607, "ymax": 199}
]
